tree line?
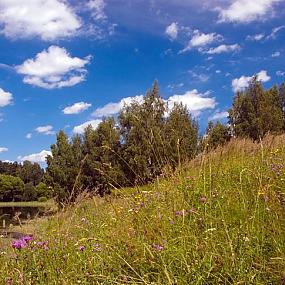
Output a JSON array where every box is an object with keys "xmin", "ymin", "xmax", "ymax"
[
  {"xmin": 1, "ymin": 78, "xmax": 285, "ymax": 204},
  {"xmin": 45, "ymin": 78, "xmax": 285, "ymax": 205},
  {"xmin": 0, "ymin": 160, "xmax": 51, "ymax": 202}
]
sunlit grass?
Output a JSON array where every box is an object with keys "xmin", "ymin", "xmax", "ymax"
[
  {"xmin": 0, "ymin": 136, "xmax": 285, "ymax": 284},
  {"xmin": 0, "ymin": 200, "xmax": 55, "ymax": 208}
]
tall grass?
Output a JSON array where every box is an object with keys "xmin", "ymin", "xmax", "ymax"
[{"xmin": 0, "ymin": 136, "xmax": 284, "ymax": 284}]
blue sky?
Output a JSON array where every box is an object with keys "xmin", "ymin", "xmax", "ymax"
[{"xmin": 0, "ymin": 0, "xmax": 284, "ymax": 164}]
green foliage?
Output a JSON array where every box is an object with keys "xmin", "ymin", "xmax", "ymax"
[
  {"xmin": 81, "ymin": 118, "xmax": 124, "ymax": 196},
  {"xmin": 23, "ymin": 182, "xmax": 37, "ymax": 201},
  {"xmin": 45, "ymin": 131, "xmax": 82, "ymax": 204},
  {"xmin": 164, "ymin": 102, "xmax": 198, "ymax": 168},
  {"xmin": 0, "ymin": 174, "xmax": 24, "ymax": 202},
  {"xmin": 17, "ymin": 160, "xmax": 44, "ymax": 185},
  {"xmin": 35, "ymin": 182, "xmax": 52, "ymax": 199},
  {"xmin": 203, "ymin": 121, "xmax": 231, "ymax": 150},
  {"xmin": 119, "ymin": 81, "xmax": 166, "ymax": 184},
  {"xmin": 229, "ymin": 77, "xmax": 284, "ymax": 140}
]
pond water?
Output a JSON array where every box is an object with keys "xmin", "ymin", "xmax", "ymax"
[{"xmin": 0, "ymin": 207, "xmax": 48, "ymax": 228}]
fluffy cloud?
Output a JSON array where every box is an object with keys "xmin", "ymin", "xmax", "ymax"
[
  {"xmin": 35, "ymin": 125, "xmax": 55, "ymax": 135},
  {"xmin": 218, "ymin": 0, "xmax": 281, "ymax": 23},
  {"xmin": 18, "ymin": 150, "xmax": 51, "ymax": 163},
  {"xmin": 206, "ymin": 44, "xmax": 240, "ymax": 54},
  {"xmin": 63, "ymin": 102, "xmax": 92, "ymax": 115},
  {"xmin": 182, "ymin": 30, "xmax": 221, "ymax": 52},
  {"xmin": 232, "ymin": 70, "xmax": 271, "ymax": 92},
  {"xmin": 0, "ymin": 0, "xmax": 81, "ymax": 40},
  {"xmin": 209, "ymin": 111, "xmax": 229, "ymax": 121},
  {"xmin": 0, "ymin": 147, "xmax": 8, "ymax": 153},
  {"xmin": 87, "ymin": 0, "xmax": 107, "ymax": 20},
  {"xmin": 73, "ymin": 119, "xmax": 102, "ymax": 134},
  {"xmin": 16, "ymin": 46, "xmax": 91, "ymax": 89},
  {"xmin": 0, "ymin": 88, "xmax": 13, "ymax": 107},
  {"xmin": 92, "ymin": 95, "xmax": 144, "ymax": 118},
  {"xmin": 167, "ymin": 90, "xmax": 216, "ymax": 116},
  {"xmin": 165, "ymin": 22, "xmax": 179, "ymax": 40}
]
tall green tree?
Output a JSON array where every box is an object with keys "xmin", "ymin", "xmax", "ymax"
[
  {"xmin": 119, "ymin": 81, "xmax": 166, "ymax": 184},
  {"xmin": 229, "ymin": 77, "xmax": 284, "ymax": 140},
  {"xmin": 164, "ymin": 103, "xmax": 198, "ymax": 169},
  {"xmin": 82, "ymin": 118, "xmax": 124, "ymax": 196},
  {"xmin": 45, "ymin": 131, "xmax": 82, "ymax": 204}
]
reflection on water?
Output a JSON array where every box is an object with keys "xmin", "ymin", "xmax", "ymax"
[{"xmin": 0, "ymin": 207, "xmax": 47, "ymax": 228}]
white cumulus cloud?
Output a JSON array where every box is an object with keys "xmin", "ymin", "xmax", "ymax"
[
  {"xmin": 73, "ymin": 119, "xmax": 102, "ymax": 135},
  {"xmin": 218, "ymin": 0, "xmax": 281, "ymax": 23},
  {"xmin": 232, "ymin": 70, "xmax": 271, "ymax": 92},
  {"xmin": 0, "ymin": 88, "xmax": 13, "ymax": 107},
  {"xmin": 18, "ymin": 150, "xmax": 52, "ymax": 163},
  {"xmin": 167, "ymin": 90, "xmax": 216, "ymax": 116},
  {"xmin": 182, "ymin": 30, "xmax": 221, "ymax": 53},
  {"xmin": 16, "ymin": 46, "xmax": 91, "ymax": 89},
  {"xmin": 165, "ymin": 22, "xmax": 179, "ymax": 40},
  {"xmin": 0, "ymin": 147, "xmax": 8, "ymax": 153},
  {"xmin": 206, "ymin": 44, "xmax": 240, "ymax": 54},
  {"xmin": 0, "ymin": 0, "xmax": 81, "ymax": 41},
  {"xmin": 92, "ymin": 95, "xmax": 144, "ymax": 118},
  {"xmin": 35, "ymin": 125, "xmax": 55, "ymax": 135},
  {"xmin": 63, "ymin": 102, "xmax": 92, "ymax": 115}
]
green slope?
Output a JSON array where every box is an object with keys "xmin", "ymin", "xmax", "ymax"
[{"xmin": 1, "ymin": 136, "xmax": 285, "ymax": 284}]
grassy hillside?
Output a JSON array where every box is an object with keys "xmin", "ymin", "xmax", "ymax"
[{"xmin": 1, "ymin": 136, "xmax": 285, "ymax": 284}]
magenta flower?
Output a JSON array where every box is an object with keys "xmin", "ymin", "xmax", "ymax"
[
  {"xmin": 11, "ymin": 235, "xmax": 33, "ymax": 250},
  {"xmin": 79, "ymin": 245, "xmax": 85, "ymax": 251},
  {"xmin": 12, "ymin": 239, "xmax": 27, "ymax": 249}
]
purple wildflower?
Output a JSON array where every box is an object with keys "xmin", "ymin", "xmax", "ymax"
[
  {"xmin": 12, "ymin": 239, "xmax": 27, "ymax": 250},
  {"xmin": 175, "ymin": 209, "xmax": 187, "ymax": 217},
  {"xmin": 11, "ymin": 234, "xmax": 34, "ymax": 250},
  {"xmin": 22, "ymin": 235, "xmax": 33, "ymax": 243},
  {"xmin": 152, "ymin": 243, "xmax": 164, "ymax": 251},
  {"xmin": 79, "ymin": 245, "xmax": 85, "ymax": 251}
]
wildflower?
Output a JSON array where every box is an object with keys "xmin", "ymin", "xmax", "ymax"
[
  {"xmin": 37, "ymin": 241, "xmax": 49, "ymax": 250},
  {"xmin": 152, "ymin": 243, "xmax": 164, "ymax": 251},
  {"xmin": 199, "ymin": 196, "xmax": 207, "ymax": 203},
  {"xmin": 174, "ymin": 209, "xmax": 187, "ymax": 217},
  {"xmin": 11, "ymin": 235, "xmax": 33, "ymax": 250},
  {"xmin": 12, "ymin": 239, "xmax": 27, "ymax": 249},
  {"xmin": 79, "ymin": 246, "xmax": 85, "ymax": 251}
]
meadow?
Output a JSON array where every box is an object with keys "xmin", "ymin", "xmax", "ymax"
[{"xmin": 0, "ymin": 136, "xmax": 284, "ymax": 284}]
